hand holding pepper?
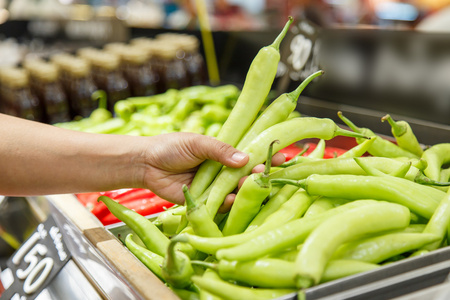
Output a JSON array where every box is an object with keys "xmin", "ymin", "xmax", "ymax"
[
  {"xmin": 139, "ymin": 131, "xmax": 285, "ymax": 209},
  {"xmin": 0, "ymin": 113, "xmax": 284, "ymax": 212}
]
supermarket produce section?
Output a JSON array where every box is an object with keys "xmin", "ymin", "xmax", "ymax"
[{"xmin": 1, "ymin": 16, "xmax": 450, "ymax": 300}]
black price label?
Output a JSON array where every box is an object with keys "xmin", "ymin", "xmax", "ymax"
[
  {"xmin": 277, "ymin": 18, "xmax": 322, "ymax": 93},
  {"xmin": 1, "ymin": 216, "xmax": 71, "ymax": 300}
]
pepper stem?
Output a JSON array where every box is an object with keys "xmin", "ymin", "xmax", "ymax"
[
  {"xmin": 92, "ymin": 90, "xmax": 108, "ymax": 110},
  {"xmin": 334, "ymin": 127, "xmax": 369, "ymax": 139},
  {"xmin": 270, "ymin": 16, "xmax": 293, "ymax": 51},
  {"xmin": 264, "ymin": 140, "xmax": 279, "ymax": 177},
  {"xmin": 166, "ymin": 240, "xmax": 179, "ymax": 271},
  {"xmin": 270, "ymin": 178, "xmax": 305, "ymax": 188},
  {"xmin": 288, "ymin": 70, "xmax": 324, "ymax": 103},
  {"xmin": 382, "ymin": 114, "xmax": 407, "ymax": 137},
  {"xmin": 415, "ymin": 173, "xmax": 450, "ymax": 186},
  {"xmin": 190, "ymin": 260, "xmax": 217, "ymax": 270},
  {"xmin": 182, "ymin": 184, "xmax": 197, "ymax": 211},
  {"xmin": 337, "ymin": 111, "xmax": 363, "ymax": 134}
]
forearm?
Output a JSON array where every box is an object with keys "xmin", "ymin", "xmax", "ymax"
[{"xmin": 0, "ymin": 114, "xmax": 147, "ymax": 196}]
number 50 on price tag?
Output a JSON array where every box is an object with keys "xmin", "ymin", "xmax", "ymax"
[{"xmin": 1, "ymin": 216, "xmax": 71, "ymax": 300}]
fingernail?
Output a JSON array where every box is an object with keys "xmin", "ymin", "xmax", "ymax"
[{"xmin": 231, "ymin": 152, "xmax": 247, "ymax": 163}]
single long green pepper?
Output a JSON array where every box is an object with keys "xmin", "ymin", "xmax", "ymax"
[
  {"xmin": 382, "ymin": 114, "xmax": 424, "ymax": 157},
  {"xmin": 221, "ymin": 140, "xmax": 278, "ymax": 236},
  {"xmin": 189, "ymin": 17, "xmax": 294, "ymax": 198},
  {"xmin": 183, "ymin": 184, "xmax": 223, "ymax": 238},
  {"xmin": 98, "ymin": 196, "xmax": 169, "ymax": 257},
  {"xmin": 235, "ymin": 70, "xmax": 324, "ymax": 151},
  {"xmin": 205, "ymin": 117, "xmax": 368, "ymax": 218},
  {"xmin": 338, "ymin": 111, "xmax": 419, "ymax": 159}
]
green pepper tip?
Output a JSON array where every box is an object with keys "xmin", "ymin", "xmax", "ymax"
[
  {"xmin": 289, "ymin": 70, "xmax": 325, "ymax": 102},
  {"xmin": 270, "ymin": 16, "xmax": 294, "ymax": 50}
]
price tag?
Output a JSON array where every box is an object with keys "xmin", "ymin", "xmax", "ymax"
[
  {"xmin": 1, "ymin": 215, "xmax": 71, "ymax": 300},
  {"xmin": 277, "ymin": 18, "xmax": 322, "ymax": 93}
]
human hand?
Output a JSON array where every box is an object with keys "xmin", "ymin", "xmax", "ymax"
[
  {"xmin": 141, "ymin": 132, "xmax": 249, "ymax": 205},
  {"xmin": 140, "ymin": 132, "xmax": 285, "ymax": 208}
]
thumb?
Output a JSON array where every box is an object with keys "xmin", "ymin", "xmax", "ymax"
[{"xmin": 196, "ymin": 136, "xmax": 249, "ymax": 168}]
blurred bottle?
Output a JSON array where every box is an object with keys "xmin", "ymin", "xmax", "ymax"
[
  {"xmin": 104, "ymin": 43, "xmax": 158, "ymax": 97},
  {"xmin": 157, "ymin": 34, "xmax": 207, "ymax": 86},
  {"xmin": 52, "ymin": 54, "xmax": 99, "ymax": 119},
  {"xmin": 78, "ymin": 48, "xmax": 130, "ymax": 112},
  {"xmin": 132, "ymin": 38, "xmax": 188, "ymax": 93},
  {"xmin": 24, "ymin": 60, "xmax": 71, "ymax": 124},
  {"xmin": 0, "ymin": 67, "xmax": 43, "ymax": 122}
]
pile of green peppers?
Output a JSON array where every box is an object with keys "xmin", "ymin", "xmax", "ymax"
[
  {"xmin": 55, "ymin": 85, "xmax": 242, "ymax": 137},
  {"xmin": 98, "ymin": 17, "xmax": 450, "ymax": 300}
]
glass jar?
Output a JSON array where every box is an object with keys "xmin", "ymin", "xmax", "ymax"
[
  {"xmin": 59, "ymin": 56, "xmax": 99, "ymax": 118},
  {"xmin": 25, "ymin": 61, "xmax": 71, "ymax": 124},
  {"xmin": 106, "ymin": 44, "xmax": 158, "ymax": 97},
  {"xmin": 0, "ymin": 67, "xmax": 43, "ymax": 122},
  {"xmin": 82, "ymin": 50, "xmax": 130, "ymax": 112},
  {"xmin": 141, "ymin": 40, "xmax": 189, "ymax": 93},
  {"xmin": 173, "ymin": 36, "xmax": 207, "ymax": 86}
]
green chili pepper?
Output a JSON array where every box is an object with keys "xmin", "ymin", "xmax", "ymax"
[
  {"xmin": 169, "ymin": 98, "xmax": 199, "ymax": 123},
  {"xmin": 236, "ymin": 70, "xmax": 324, "ymax": 151},
  {"xmin": 320, "ymin": 260, "xmax": 380, "ymax": 283},
  {"xmin": 183, "ymin": 185, "xmax": 223, "ymax": 237},
  {"xmin": 292, "ymin": 174, "xmax": 444, "ymax": 219},
  {"xmin": 84, "ymin": 117, "xmax": 127, "ymax": 134},
  {"xmin": 307, "ymin": 139, "xmax": 326, "ymax": 159},
  {"xmin": 381, "ymin": 114, "xmax": 424, "ymax": 157},
  {"xmin": 303, "ymin": 197, "xmax": 350, "ymax": 218},
  {"xmin": 422, "ymin": 143, "xmax": 450, "ymax": 181},
  {"xmin": 114, "ymin": 100, "xmax": 136, "ymax": 121},
  {"xmin": 222, "ymin": 140, "xmax": 278, "ymax": 236},
  {"xmin": 204, "ymin": 123, "xmax": 222, "ymax": 137},
  {"xmin": 98, "ymin": 196, "xmax": 169, "ymax": 256},
  {"xmin": 441, "ymin": 168, "xmax": 450, "ymax": 182},
  {"xmin": 191, "ymin": 275, "xmax": 295, "ymax": 300},
  {"xmin": 269, "ymin": 156, "xmax": 445, "ymax": 193},
  {"xmin": 162, "ymin": 239, "xmax": 195, "ymax": 289},
  {"xmin": 200, "ymin": 104, "xmax": 231, "ymax": 124},
  {"xmin": 294, "ymin": 201, "xmax": 410, "ymax": 288},
  {"xmin": 176, "ymin": 189, "xmax": 316, "ymax": 255},
  {"xmin": 246, "ymin": 187, "xmax": 313, "ymax": 234},
  {"xmin": 124, "ymin": 233, "xmax": 164, "ymax": 281},
  {"xmin": 353, "ymin": 157, "xmax": 450, "ymax": 186},
  {"xmin": 189, "ymin": 17, "xmax": 294, "ymax": 198},
  {"xmin": 206, "ymin": 117, "xmax": 368, "ymax": 218},
  {"xmin": 420, "ymin": 188, "xmax": 450, "ymax": 251},
  {"xmin": 154, "ymin": 205, "xmax": 185, "ymax": 238},
  {"xmin": 192, "ymin": 258, "xmax": 297, "ymax": 289},
  {"xmin": 171, "ymin": 288, "xmax": 200, "ymax": 300},
  {"xmin": 338, "ymin": 136, "xmax": 376, "ymax": 158},
  {"xmin": 279, "ymin": 145, "xmax": 311, "ymax": 168},
  {"xmin": 198, "ymin": 268, "xmax": 222, "ymax": 300},
  {"xmin": 181, "ymin": 111, "xmax": 206, "ymax": 134},
  {"xmin": 215, "ymin": 200, "xmax": 379, "ymax": 261},
  {"xmin": 90, "ymin": 90, "xmax": 112, "ymax": 122},
  {"xmin": 338, "ymin": 111, "xmax": 419, "ymax": 159},
  {"xmin": 331, "ymin": 232, "xmax": 439, "ymax": 264}
]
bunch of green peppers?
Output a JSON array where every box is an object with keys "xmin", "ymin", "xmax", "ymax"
[
  {"xmin": 55, "ymin": 84, "xmax": 243, "ymax": 138},
  {"xmin": 98, "ymin": 17, "xmax": 450, "ymax": 300}
]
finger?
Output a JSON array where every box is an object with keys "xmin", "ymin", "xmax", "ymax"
[
  {"xmin": 238, "ymin": 176, "xmax": 248, "ymax": 189},
  {"xmin": 218, "ymin": 193, "xmax": 235, "ymax": 213},
  {"xmin": 272, "ymin": 152, "xmax": 286, "ymax": 166},
  {"xmin": 251, "ymin": 152, "xmax": 287, "ymax": 173},
  {"xmin": 194, "ymin": 135, "xmax": 249, "ymax": 168},
  {"xmin": 252, "ymin": 164, "xmax": 265, "ymax": 173}
]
